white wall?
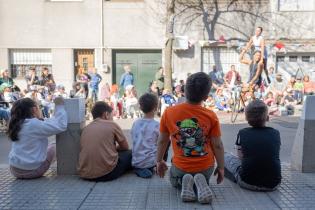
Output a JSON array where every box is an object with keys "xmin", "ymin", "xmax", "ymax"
[
  {"xmin": 0, "ymin": 49, "xmax": 9, "ymax": 70},
  {"xmin": 0, "ymin": 0, "xmax": 101, "ymax": 48},
  {"xmin": 52, "ymin": 49, "xmax": 74, "ymax": 92},
  {"xmin": 103, "ymin": 1, "xmax": 164, "ymax": 48},
  {"xmin": 270, "ymin": 0, "xmax": 315, "ymax": 40}
]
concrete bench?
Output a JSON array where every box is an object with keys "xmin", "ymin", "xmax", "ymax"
[
  {"xmin": 291, "ymin": 95, "xmax": 315, "ymax": 172},
  {"xmin": 56, "ymin": 98, "xmax": 85, "ymax": 175}
]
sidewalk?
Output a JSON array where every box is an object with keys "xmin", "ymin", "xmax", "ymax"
[
  {"xmin": 1, "ymin": 163, "xmax": 315, "ymax": 210},
  {"xmin": 0, "ymin": 115, "xmax": 310, "ymax": 210}
]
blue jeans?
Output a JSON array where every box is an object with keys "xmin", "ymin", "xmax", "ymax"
[
  {"xmin": 0, "ymin": 107, "xmax": 10, "ymax": 121},
  {"xmin": 89, "ymin": 88, "xmax": 99, "ymax": 102}
]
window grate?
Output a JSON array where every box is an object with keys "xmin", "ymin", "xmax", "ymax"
[{"xmin": 10, "ymin": 49, "xmax": 52, "ymax": 78}]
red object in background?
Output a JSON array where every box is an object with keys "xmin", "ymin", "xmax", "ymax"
[
  {"xmin": 218, "ymin": 35, "xmax": 225, "ymax": 43},
  {"xmin": 275, "ymin": 41, "xmax": 285, "ymax": 50}
]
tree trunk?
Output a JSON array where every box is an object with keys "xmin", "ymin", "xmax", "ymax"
[
  {"xmin": 164, "ymin": 38, "xmax": 173, "ymax": 91},
  {"xmin": 164, "ymin": 0, "xmax": 175, "ymax": 91}
]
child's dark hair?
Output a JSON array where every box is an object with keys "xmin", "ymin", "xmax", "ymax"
[
  {"xmin": 185, "ymin": 72, "xmax": 212, "ymax": 103},
  {"xmin": 245, "ymin": 100, "xmax": 268, "ymax": 127},
  {"xmin": 8, "ymin": 98, "xmax": 37, "ymax": 141},
  {"xmin": 91, "ymin": 101, "xmax": 113, "ymax": 119},
  {"xmin": 139, "ymin": 93, "xmax": 158, "ymax": 114}
]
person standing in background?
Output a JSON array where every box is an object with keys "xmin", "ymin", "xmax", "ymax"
[
  {"xmin": 155, "ymin": 67, "xmax": 165, "ymax": 91},
  {"xmin": 120, "ymin": 65, "xmax": 134, "ymax": 90},
  {"xmin": 76, "ymin": 67, "xmax": 91, "ymax": 99},
  {"xmin": 88, "ymin": 68, "xmax": 102, "ymax": 103}
]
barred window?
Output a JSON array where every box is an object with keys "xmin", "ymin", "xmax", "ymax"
[
  {"xmin": 276, "ymin": 56, "xmax": 285, "ymax": 62},
  {"xmin": 302, "ymin": 56, "xmax": 310, "ymax": 62},
  {"xmin": 10, "ymin": 49, "xmax": 52, "ymax": 78},
  {"xmin": 289, "ymin": 56, "xmax": 298, "ymax": 62}
]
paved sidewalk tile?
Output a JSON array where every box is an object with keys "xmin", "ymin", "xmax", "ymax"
[
  {"xmin": 0, "ymin": 168, "xmax": 94, "ymax": 210},
  {"xmin": 1, "ymin": 165, "xmax": 315, "ymax": 209}
]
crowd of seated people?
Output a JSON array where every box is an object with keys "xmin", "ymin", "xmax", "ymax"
[{"xmin": 205, "ymin": 65, "xmax": 315, "ymax": 116}]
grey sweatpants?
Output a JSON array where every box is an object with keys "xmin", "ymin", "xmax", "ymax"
[{"xmin": 169, "ymin": 165, "xmax": 214, "ymax": 188}]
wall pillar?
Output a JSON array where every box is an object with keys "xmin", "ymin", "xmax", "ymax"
[
  {"xmin": 291, "ymin": 96, "xmax": 315, "ymax": 172},
  {"xmin": 56, "ymin": 98, "xmax": 85, "ymax": 175}
]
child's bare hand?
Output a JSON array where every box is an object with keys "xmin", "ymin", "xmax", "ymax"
[
  {"xmin": 214, "ymin": 166, "xmax": 224, "ymax": 184},
  {"xmin": 54, "ymin": 97, "xmax": 64, "ymax": 105},
  {"xmin": 157, "ymin": 161, "xmax": 168, "ymax": 178}
]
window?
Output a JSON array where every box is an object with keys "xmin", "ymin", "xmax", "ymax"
[
  {"xmin": 277, "ymin": 56, "xmax": 285, "ymax": 62},
  {"xmin": 10, "ymin": 49, "xmax": 52, "ymax": 78},
  {"xmin": 278, "ymin": 0, "xmax": 314, "ymax": 11},
  {"xmin": 289, "ymin": 56, "xmax": 298, "ymax": 62},
  {"xmin": 302, "ymin": 56, "xmax": 310, "ymax": 62},
  {"xmin": 202, "ymin": 47, "xmax": 239, "ymax": 73}
]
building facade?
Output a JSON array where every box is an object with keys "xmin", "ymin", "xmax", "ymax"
[{"xmin": 0, "ymin": 0, "xmax": 314, "ymax": 93}]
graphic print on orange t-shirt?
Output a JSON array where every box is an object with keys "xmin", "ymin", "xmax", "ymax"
[
  {"xmin": 172, "ymin": 118, "xmax": 208, "ymax": 157},
  {"xmin": 160, "ymin": 103, "xmax": 221, "ymax": 172}
]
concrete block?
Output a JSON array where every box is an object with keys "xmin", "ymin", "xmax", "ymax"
[
  {"xmin": 56, "ymin": 98, "xmax": 85, "ymax": 175},
  {"xmin": 64, "ymin": 98, "xmax": 85, "ymax": 123},
  {"xmin": 302, "ymin": 95, "xmax": 315, "ymax": 120},
  {"xmin": 56, "ymin": 122, "xmax": 85, "ymax": 175},
  {"xmin": 291, "ymin": 96, "xmax": 315, "ymax": 172}
]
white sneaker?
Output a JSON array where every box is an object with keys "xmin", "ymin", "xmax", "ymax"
[
  {"xmin": 181, "ymin": 174, "xmax": 196, "ymax": 202},
  {"xmin": 194, "ymin": 173, "xmax": 213, "ymax": 204}
]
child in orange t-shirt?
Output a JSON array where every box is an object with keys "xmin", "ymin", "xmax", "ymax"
[{"xmin": 156, "ymin": 72, "xmax": 225, "ymax": 204}]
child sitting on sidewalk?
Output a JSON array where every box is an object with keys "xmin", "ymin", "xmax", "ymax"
[
  {"xmin": 156, "ymin": 72, "xmax": 225, "ymax": 204},
  {"xmin": 124, "ymin": 85, "xmax": 139, "ymax": 118},
  {"xmin": 224, "ymin": 100, "xmax": 281, "ymax": 191},
  {"xmin": 78, "ymin": 101, "xmax": 131, "ymax": 181},
  {"xmin": 8, "ymin": 97, "xmax": 67, "ymax": 179},
  {"xmin": 131, "ymin": 93, "xmax": 159, "ymax": 178}
]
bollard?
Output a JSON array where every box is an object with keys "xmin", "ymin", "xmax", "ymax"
[
  {"xmin": 291, "ymin": 96, "xmax": 315, "ymax": 173},
  {"xmin": 56, "ymin": 98, "xmax": 85, "ymax": 175}
]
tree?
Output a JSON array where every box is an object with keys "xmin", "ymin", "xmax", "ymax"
[
  {"xmin": 164, "ymin": 0, "xmax": 175, "ymax": 91},
  {"xmin": 157, "ymin": 0, "xmax": 313, "ymax": 84}
]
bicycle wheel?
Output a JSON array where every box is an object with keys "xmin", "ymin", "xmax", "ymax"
[{"xmin": 230, "ymin": 94, "xmax": 241, "ymax": 123}]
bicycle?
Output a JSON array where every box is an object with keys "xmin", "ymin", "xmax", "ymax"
[
  {"xmin": 230, "ymin": 84, "xmax": 257, "ymax": 123},
  {"xmin": 230, "ymin": 85, "xmax": 245, "ymax": 123}
]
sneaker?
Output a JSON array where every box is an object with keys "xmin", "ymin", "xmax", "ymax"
[
  {"xmin": 194, "ymin": 173, "xmax": 213, "ymax": 204},
  {"xmin": 181, "ymin": 174, "xmax": 196, "ymax": 202}
]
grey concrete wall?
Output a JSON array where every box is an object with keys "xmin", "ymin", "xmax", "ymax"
[
  {"xmin": 103, "ymin": 1, "xmax": 164, "ymax": 49},
  {"xmin": 167, "ymin": 0, "xmax": 315, "ymax": 80},
  {"xmin": 270, "ymin": 1, "xmax": 315, "ymax": 40},
  {"xmin": 291, "ymin": 96, "xmax": 315, "ymax": 173},
  {"xmin": 0, "ymin": 0, "xmax": 101, "ymax": 48},
  {"xmin": 170, "ymin": 1, "xmax": 271, "ymax": 79},
  {"xmin": 1, "ymin": 0, "xmax": 314, "ymax": 85},
  {"xmin": 52, "ymin": 49, "xmax": 74, "ymax": 92},
  {"xmin": 57, "ymin": 98, "xmax": 85, "ymax": 175},
  {"xmin": 0, "ymin": 49, "xmax": 9, "ymax": 70}
]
